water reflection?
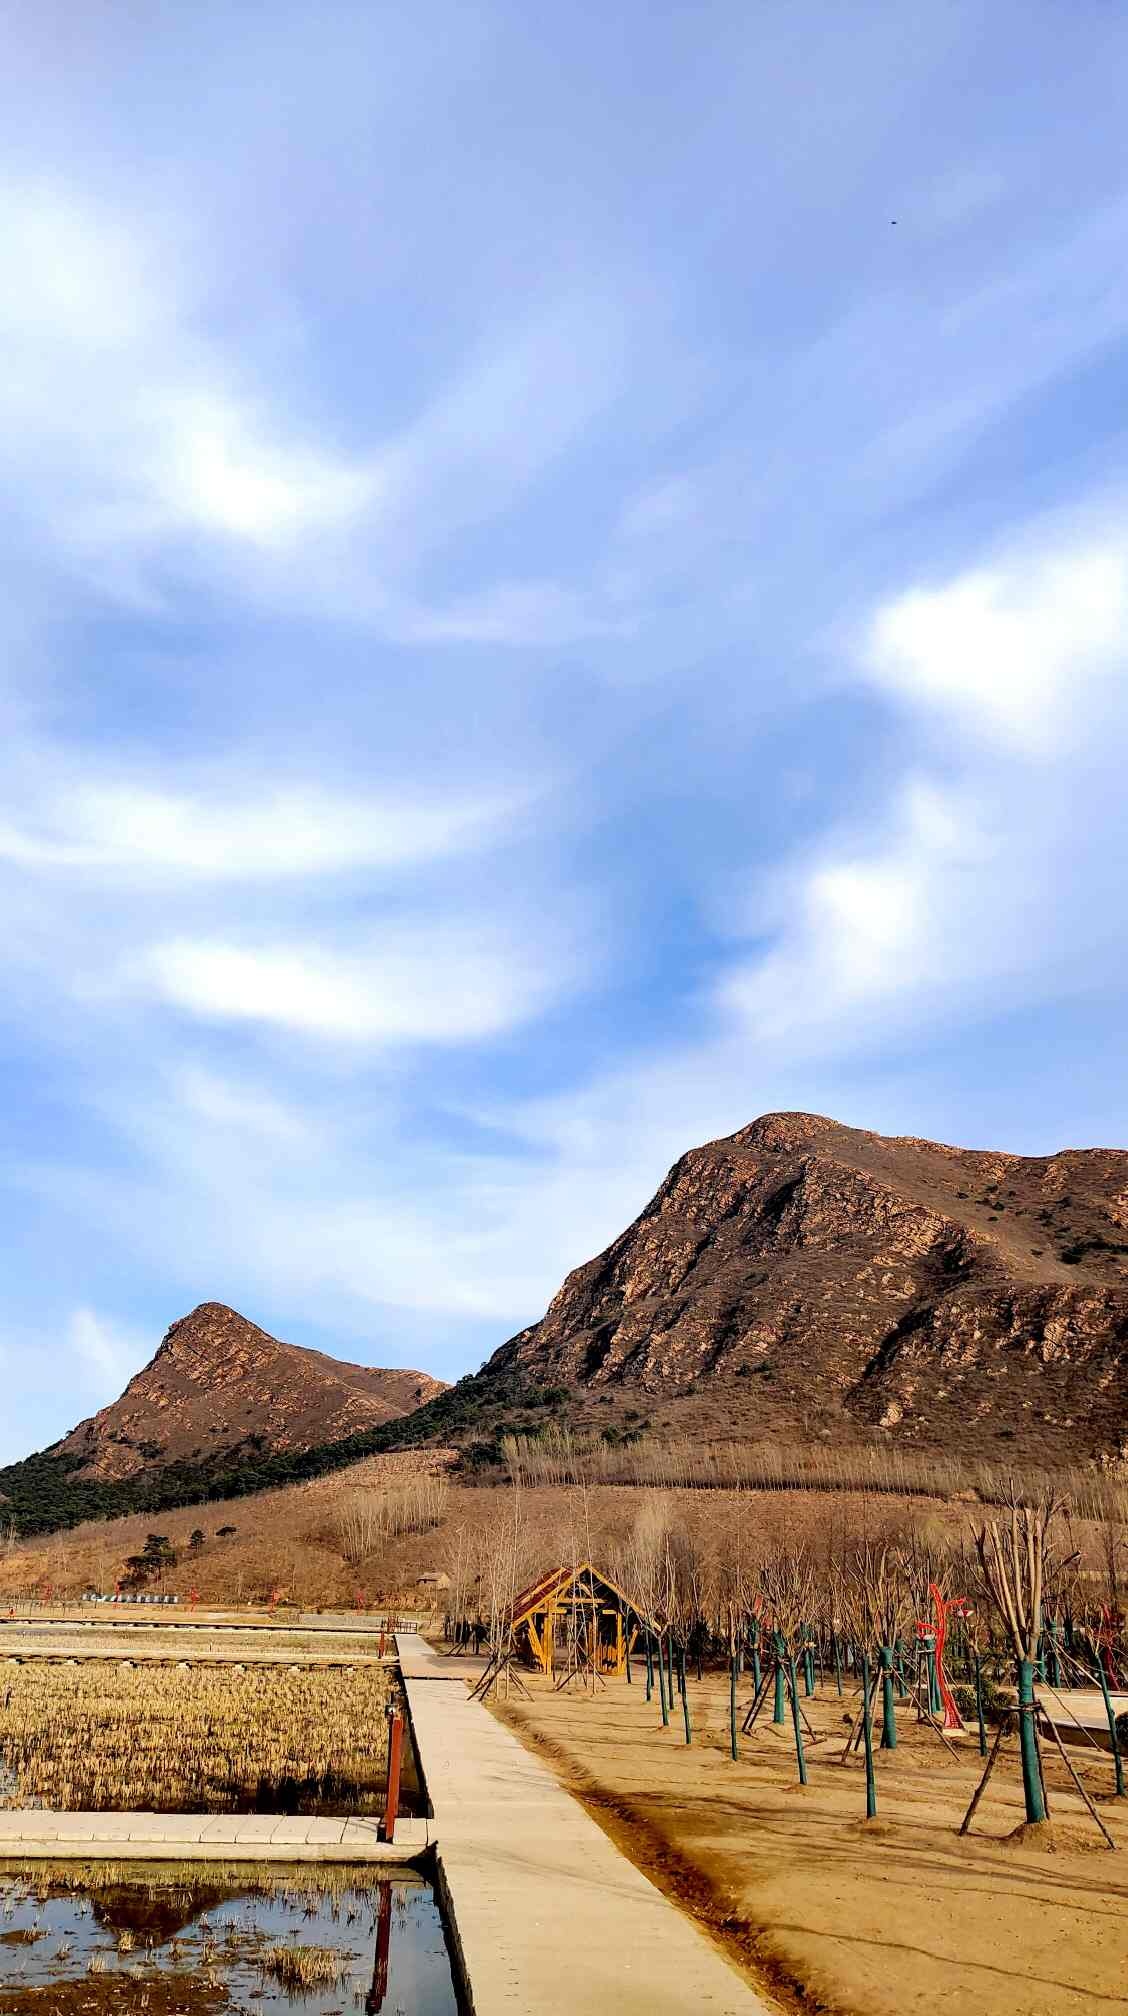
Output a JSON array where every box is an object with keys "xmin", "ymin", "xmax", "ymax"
[
  {"xmin": 366, "ymin": 1879, "xmax": 393, "ymax": 2012},
  {"xmin": 0, "ymin": 1868, "xmax": 459, "ymax": 2014}
]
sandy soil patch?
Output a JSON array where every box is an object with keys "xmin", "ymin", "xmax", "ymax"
[{"xmin": 493, "ymin": 1666, "xmax": 1128, "ymax": 2016}]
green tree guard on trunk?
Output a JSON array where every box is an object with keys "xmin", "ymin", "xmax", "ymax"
[
  {"xmin": 788, "ymin": 1656, "xmax": 808, "ymax": 1785},
  {"xmin": 750, "ymin": 1619, "xmax": 762, "ymax": 1693},
  {"xmin": 657, "ymin": 1636, "xmax": 670, "ymax": 1726},
  {"xmin": 729, "ymin": 1653, "xmax": 739, "ymax": 1761},
  {"xmin": 1016, "ymin": 1659, "xmax": 1046, "ymax": 1823},
  {"xmin": 879, "ymin": 1645, "xmax": 897, "ymax": 1750},
  {"xmin": 861, "ymin": 1649, "xmax": 877, "ymax": 1819},
  {"xmin": 833, "ymin": 1635, "xmax": 844, "ymax": 1697},
  {"xmin": 1095, "ymin": 1659, "xmax": 1125, "ymax": 1798},
  {"xmin": 773, "ymin": 1657, "xmax": 787, "ymax": 1724},
  {"xmin": 666, "ymin": 1631, "xmax": 676, "ymax": 1704},
  {"xmin": 644, "ymin": 1633, "xmax": 653, "ymax": 1703},
  {"xmin": 803, "ymin": 1644, "xmax": 815, "ymax": 1696},
  {"xmin": 974, "ymin": 1651, "xmax": 987, "ymax": 1757},
  {"xmin": 679, "ymin": 1648, "xmax": 692, "ymax": 1744}
]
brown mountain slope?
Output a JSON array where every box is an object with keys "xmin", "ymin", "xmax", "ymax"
[
  {"xmin": 54, "ymin": 1303, "xmax": 448, "ymax": 1482},
  {"xmin": 487, "ymin": 1112, "xmax": 1128, "ymax": 1465}
]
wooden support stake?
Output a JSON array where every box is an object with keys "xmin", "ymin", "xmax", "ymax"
[
  {"xmin": 741, "ymin": 1670, "xmax": 773, "ymax": 1734},
  {"xmin": 1042, "ymin": 1708, "xmax": 1117, "ymax": 1850},
  {"xmin": 841, "ymin": 1672, "xmax": 880, "ymax": 1761},
  {"xmin": 1038, "ymin": 1679, "xmax": 1104, "ymax": 1753},
  {"xmin": 960, "ymin": 1714, "xmax": 1008, "ymax": 1836}
]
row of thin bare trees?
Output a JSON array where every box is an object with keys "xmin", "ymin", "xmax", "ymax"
[
  {"xmin": 442, "ymin": 1477, "xmax": 1126, "ymax": 1833},
  {"xmin": 500, "ymin": 1424, "xmax": 1128, "ymax": 1524}
]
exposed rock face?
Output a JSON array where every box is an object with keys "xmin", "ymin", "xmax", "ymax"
[
  {"xmin": 54, "ymin": 1303, "xmax": 447, "ymax": 1481},
  {"xmin": 487, "ymin": 1113, "xmax": 1128, "ymax": 1463}
]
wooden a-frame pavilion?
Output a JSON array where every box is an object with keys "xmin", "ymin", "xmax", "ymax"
[{"xmin": 507, "ymin": 1562, "xmax": 654, "ymax": 1679}]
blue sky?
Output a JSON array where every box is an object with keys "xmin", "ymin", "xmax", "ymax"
[{"xmin": 4, "ymin": 2, "xmax": 1128, "ymax": 1462}]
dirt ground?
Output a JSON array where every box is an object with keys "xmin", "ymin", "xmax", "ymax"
[{"xmin": 493, "ymin": 1664, "xmax": 1128, "ymax": 2016}]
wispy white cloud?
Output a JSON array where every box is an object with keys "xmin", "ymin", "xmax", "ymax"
[
  {"xmin": 0, "ymin": 179, "xmax": 629, "ymax": 633},
  {"xmin": 128, "ymin": 917, "xmax": 578, "ymax": 1046},
  {"xmin": 171, "ymin": 1067, "xmax": 316, "ymax": 1147},
  {"xmin": 67, "ymin": 1307, "xmax": 146, "ymax": 1393},
  {"xmin": 393, "ymin": 579, "xmax": 627, "ymax": 647},
  {"xmin": 865, "ymin": 534, "xmax": 1128, "ymax": 755},
  {"xmin": 716, "ymin": 778, "xmax": 996, "ymax": 1044},
  {"xmin": 141, "ymin": 388, "xmax": 381, "ymax": 548},
  {"xmin": 0, "ymin": 184, "xmax": 380, "ymax": 569},
  {"xmin": 0, "ymin": 771, "xmax": 520, "ymax": 880},
  {"xmin": 718, "ymin": 517, "xmax": 1128, "ymax": 1051}
]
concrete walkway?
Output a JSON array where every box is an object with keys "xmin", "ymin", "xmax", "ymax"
[
  {"xmin": 1036, "ymin": 1684, "xmax": 1128, "ymax": 1749},
  {"xmin": 397, "ymin": 1633, "xmax": 774, "ymax": 2015},
  {"xmin": 0, "ymin": 1810, "xmax": 430, "ymax": 1863}
]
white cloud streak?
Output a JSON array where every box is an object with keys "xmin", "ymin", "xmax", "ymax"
[
  {"xmin": 866, "ymin": 537, "xmax": 1128, "ymax": 755},
  {"xmin": 0, "ymin": 774, "xmax": 519, "ymax": 880},
  {"xmin": 131, "ymin": 919, "xmax": 576, "ymax": 1046},
  {"xmin": 67, "ymin": 1307, "xmax": 145, "ymax": 1392}
]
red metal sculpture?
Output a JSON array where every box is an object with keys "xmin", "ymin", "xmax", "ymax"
[{"xmin": 916, "ymin": 1581, "xmax": 967, "ymax": 1731}]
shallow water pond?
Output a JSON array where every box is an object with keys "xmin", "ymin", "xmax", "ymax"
[{"xmin": 0, "ymin": 1866, "xmax": 459, "ymax": 2014}]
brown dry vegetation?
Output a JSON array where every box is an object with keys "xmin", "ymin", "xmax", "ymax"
[{"xmin": 2, "ymin": 1455, "xmax": 1125, "ymax": 1618}]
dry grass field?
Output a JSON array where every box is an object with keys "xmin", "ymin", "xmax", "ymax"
[
  {"xmin": 0, "ymin": 1664, "xmax": 392, "ymax": 1813},
  {"xmin": 494, "ymin": 1667, "xmax": 1128, "ymax": 2016}
]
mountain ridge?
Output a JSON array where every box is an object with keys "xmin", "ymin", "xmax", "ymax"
[{"xmin": 7, "ymin": 1110, "xmax": 1128, "ymax": 1539}]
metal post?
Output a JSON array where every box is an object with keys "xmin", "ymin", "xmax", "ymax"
[
  {"xmin": 879, "ymin": 1645, "xmax": 897, "ymax": 1749},
  {"xmin": 788, "ymin": 1657, "xmax": 808, "ymax": 1785},
  {"xmin": 861, "ymin": 1650, "xmax": 877, "ymax": 1818},
  {"xmin": 679, "ymin": 1647, "xmax": 692, "ymax": 1744},
  {"xmin": 1016, "ymin": 1660, "xmax": 1046, "ymax": 1825},
  {"xmin": 1095, "ymin": 1658, "xmax": 1126, "ymax": 1798}
]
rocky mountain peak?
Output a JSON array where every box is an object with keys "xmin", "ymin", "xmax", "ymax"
[
  {"xmin": 488, "ymin": 1112, "xmax": 1128, "ymax": 1466},
  {"xmin": 53, "ymin": 1304, "xmax": 447, "ymax": 1482},
  {"xmin": 725, "ymin": 1111, "xmax": 841, "ymax": 1155}
]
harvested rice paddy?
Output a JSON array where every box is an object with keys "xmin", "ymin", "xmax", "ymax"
[{"xmin": 0, "ymin": 1665, "xmax": 397, "ymax": 1815}]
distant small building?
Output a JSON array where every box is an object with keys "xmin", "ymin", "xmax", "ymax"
[
  {"xmin": 416, "ymin": 1571, "xmax": 450, "ymax": 1590},
  {"xmin": 507, "ymin": 1562, "xmax": 653, "ymax": 1678}
]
